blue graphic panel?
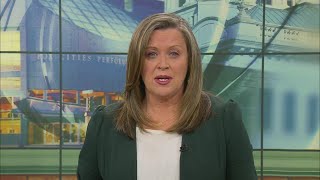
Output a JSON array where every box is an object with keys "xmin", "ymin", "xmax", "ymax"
[{"xmin": 27, "ymin": 54, "xmax": 126, "ymax": 92}]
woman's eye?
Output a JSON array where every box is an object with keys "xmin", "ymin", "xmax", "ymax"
[
  {"xmin": 146, "ymin": 52, "xmax": 157, "ymax": 58},
  {"xmin": 169, "ymin": 51, "xmax": 179, "ymax": 57}
]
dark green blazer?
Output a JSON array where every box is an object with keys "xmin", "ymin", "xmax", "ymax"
[{"xmin": 77, "ymin": 97, "xmax": 257, "ymax": 180}]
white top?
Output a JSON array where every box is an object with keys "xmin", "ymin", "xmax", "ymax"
[{"xmin": 136, "ymin": 127, "xmax": 182, "ymax": 180}]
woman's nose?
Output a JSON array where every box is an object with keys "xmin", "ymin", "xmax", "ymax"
[{"xmin": 157, "ymin": 55, "xmax": 169, "ymax": 70}]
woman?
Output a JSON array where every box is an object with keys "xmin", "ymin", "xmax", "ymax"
[{"xmin": 77, "ymin": 13, "xmax": 257, "ymax": 180}]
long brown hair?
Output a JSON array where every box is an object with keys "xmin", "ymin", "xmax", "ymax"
[{"xmin": 115, "ymin": 13, "xmax": 212, "ymax": 139}]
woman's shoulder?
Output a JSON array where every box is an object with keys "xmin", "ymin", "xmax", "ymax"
[
  {"xmin": 209, "ymin": 96, "xmax": 245, "ymax": 131},
  {"xmin": 209, "ymin": 94, "xmax": 238, "ymax": 107},
  {"xmin": 208, "ymin": 95, "xmax": 225, "ymax": 113},
  {"xmin": 208, "ymin": 95, "xmax": 241, "ymax": 119},
  {"xmin": 209, "ymin": 95, "xmax": 224, "ymax": 109},
  {"xmin": 89, "ymin": 101, "xmax": 123, "ymax": 130},
  {"xmin": 92, "ymin": 101, "xmax": 122, "ymax": 116}
]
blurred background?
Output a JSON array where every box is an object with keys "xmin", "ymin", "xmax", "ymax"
[{"xmin": 0, "ymin": 0, "xmax": 319, "ymax": 179}]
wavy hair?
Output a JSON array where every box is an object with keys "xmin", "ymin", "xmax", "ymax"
[{"xmin": 115, "ymin": 13, "xmax": 211, "ymax": 139}]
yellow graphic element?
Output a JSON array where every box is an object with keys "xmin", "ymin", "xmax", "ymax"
[
  {"xmin": 0, "ymin": 31, "xmax": 20, "ymax": 51},
  {"xmin": 1, "ymin": 31, "xmax": 21, "ymax": 73},
  {"xmin": 0, "ymin": 120, "xmax": 21, "ymax": 134},
  {"xmin": 0, "ymin": 77, "xmax": 21, "ymax": 89},
  {"xmin": 0, "ymin": 53, "xmax": 20, "ymax": 69}
]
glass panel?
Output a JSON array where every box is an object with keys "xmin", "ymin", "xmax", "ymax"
[
  {"xmin": 202, "ymin": 54, "xmax": 262, "ymax": 176},
  {"xmin": 0, "ymin": 53, "xmax": 62, "ymax": 147},
  {"xmin": 263, "ymin": 54, "xmax": 320, "ymax": 150},
  {"xmin": 0, "ymin": 51, "xmax": 61, "ymax": 174},
  {"xmin": 263, "ymin": 2, "xmax": 319, "ymax": 53},
  {"xmin": 1, "ymin": 53, "xmax": 24, "ymax": 147},
  {"xmin": 0, "ymin": 0, "xmax": 60, "ymax": 52},
  {"xmin": 61, "ymin": 0, "xmax": 164, "ymax": 53}
]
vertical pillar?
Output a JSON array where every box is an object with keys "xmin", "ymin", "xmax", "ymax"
[
  {"xmin": 84, "ymin": 96, "xmax": 91, "ymax": 125},
  {"xmin": 76, "ymin": 91, "xmax": 80, "ymax": 104}
]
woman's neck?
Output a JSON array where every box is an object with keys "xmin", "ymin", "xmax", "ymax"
[{"xmin": 143, "ymin": 94, "xmax": 182, "ymax": 130}]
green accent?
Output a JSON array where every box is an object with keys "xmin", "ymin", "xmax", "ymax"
[
  {"xmin": 0, "ymin": 149, "xmax": 319, "ymax": 176},
  {"xmin": 0, "ymin": 149, "xmax": 80, "ymax": 174},
  {"xmin": 252, "ymin": 151, "xmax": 320, "ymax": 176}
]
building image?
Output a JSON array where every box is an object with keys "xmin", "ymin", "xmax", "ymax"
[
  {"xmin": 1, "ymin": 0, "xmax": 164, "ymax": 147},
  {"xmin": 0, "ymin": 0, "xmax": 319, "ymax": 179},
  {"xmin": 165, "ymin": 0, "xmax": 319, "ymax": 149}
]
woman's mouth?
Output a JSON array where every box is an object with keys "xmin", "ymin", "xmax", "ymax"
[{"xmin": 155, "ymin": 75, "xmax": 172, "ymax": 85}]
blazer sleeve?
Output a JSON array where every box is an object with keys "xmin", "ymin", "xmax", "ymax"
[
  {"xmin": 77, "ymin": 106, "xmax": 105, "ymax": 180},
  {"xmin": 223, "ymin": 100, "xmax": 258, "ymax": 180}
]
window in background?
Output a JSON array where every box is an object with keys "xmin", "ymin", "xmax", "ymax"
[
  {"xmin": 63, "ymin": 123, "xmax": 81, "ymax": 144},
  {"xmin": 63, "ymin": 90, "xmax": 77, "ymax": 104},
  {"xmin": 110, "ymin": 93, "xmax": 123, "ymax": 103},
  {"xmin": 263, "ymin": 88, "xmax": 273, "ymax": 131},
  {"xmin": 283, "ymin": 92, "xmax": 296, "ymax": 133},
  {"xmin": 47, "ymin": 90, "xmax": 60, "ymax": 102},
  {"xmin": 28, "ymin": 90, "xmax": 44, "ymax": 99},
  {"xmin": 0, "ymin": 97, "xmax": 21, "ymax": 134},
  {"xmin": 307, "ymin": 95, "xmax": 319, "ymax": 135},
  {"xmin": 43, "ymin": 123, "xmax": 60, "ymax": 144}
]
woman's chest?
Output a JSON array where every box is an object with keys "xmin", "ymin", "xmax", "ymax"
[{"xmin": 98, "ymin": 121, "xmax": 226, "ymax": 180}]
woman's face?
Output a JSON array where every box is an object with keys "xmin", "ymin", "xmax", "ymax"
[{"xmin": 141, "ymin": 28, "xmax": 188, "ymax": 100}]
